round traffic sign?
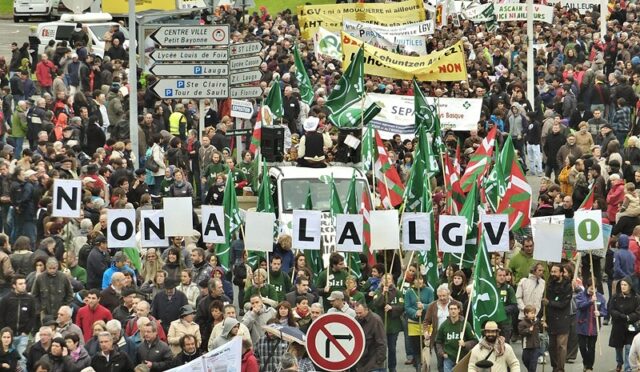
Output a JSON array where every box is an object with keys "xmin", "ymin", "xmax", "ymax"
[
  {"xmin": 305, "ymin": 313, "xmax": 365, "ymax": 372},
  {"xmin": 212, "ymin": 29, "xmax": 226, "ymax": 42}
]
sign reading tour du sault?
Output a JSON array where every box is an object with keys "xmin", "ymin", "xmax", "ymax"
[
  {"xmin": 151, "ymin": 78, "xmax": 229, "ymax": 99},
  {"xmin": 150, "ymin": 25, "xmax": 230, "ymax": 47}
]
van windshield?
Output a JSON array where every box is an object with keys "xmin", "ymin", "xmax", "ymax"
[
  {"xmin": 281, "ymin": 178, "xmax": 369, "ymax": 212},
  {"xmin": 89, "ymin": 25, "xmax": 129, "ymax": 41}
]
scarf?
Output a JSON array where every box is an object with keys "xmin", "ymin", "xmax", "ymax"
[{"xmin": 478, "ymin": 335, "xmax": 506, "ymax": 357}]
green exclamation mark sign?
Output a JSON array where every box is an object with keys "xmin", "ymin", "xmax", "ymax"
[{"xmin": 578, "ymin": 218, "xmax": 599, "ymax": 242}]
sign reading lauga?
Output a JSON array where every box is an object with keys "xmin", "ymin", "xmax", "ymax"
[
  {"xmin": 366, "ymin": 93, "xmax": 482, "ymax": 136},
  {"xmin": 495, "ymin": 4, "xmax": 554, "ymax": 24},
  {"xmin": 297, "ymin": 0, "xmax": 425, "ymax": 39},
  {"xmin": 341, "ymin": 33, "xmax": 468, "ymax": 82}
]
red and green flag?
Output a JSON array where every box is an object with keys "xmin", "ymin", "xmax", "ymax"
[
  {"xmin": 460, "ymin": 126, "xmax": 497, "ymax": 193},
  {"xmin": 496, "ymin": 136, "xmax": 532, "ymax": 230},
  {"xmin": 362, "ymin": 123, "xmax": 405, "ymax": 208}
]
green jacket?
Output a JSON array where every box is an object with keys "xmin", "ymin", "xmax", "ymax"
[
  {"xmin": 498, "ymin": 282, "xmax": 518, "ymax": 326},
  {"xmin": 347, "ymin": 290, "xmax": 365, "ymax": 306},
  {"xmin": 160, "ymin": 178, "xmax": 174, "ymax": 197},
  {"xmin": 204, "ymin": 163, "xmax": 228, "ymax": 189},
  {"xmin": 10, "ymin": 107, "xmax": 27, "ymax": 138},
  {"xmin": 268, "ymin": 270, "xmax": 291, "ymax": 302},
  {"xmin": 508, "ymin": 252, "xmax": 548, "ymax": 284},
  {"xmin": 371, "ymin": 285, "xmax": 404, "ymax": 334},
  {"xmin": 68, "ymin": 265, "xmax": 87, "ymax": 285},
  {"xmin": 244, "ymin": 283, "xmax": 278, "ymax": 305},
  {"xmin": 315, "ymin": 268, "xmax": 348, "ymax": 310},
  {"xmin": 435, "ymin": 317, "xmax": 475, "ymax": 359}
]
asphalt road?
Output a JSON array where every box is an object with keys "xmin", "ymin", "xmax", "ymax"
[{"xmin": 0, "ymin": 20, "xmax": 32, "ymax": 60}]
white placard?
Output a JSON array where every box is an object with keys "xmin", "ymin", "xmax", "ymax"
[
  {"xmin": 244, "ymin": 212, "xmax": 275, "ymax": 252},
  {"xmin": 574, "ymin": 210, "xmax": 604, "ymax": 251},
  {"xmin": 336, "ymin": 214, "xmax": 363, "ymax": 252},
  {"xmin": 343, "ymin": 19, "xmax": 434, "ymax": 36},
  {"xmin": 52, "ymin": 179, "xmax": 82, "ymax": 218},
  {"xmin": 140, "ymin": 210, "xmax": 168, "ymax": 248},
  {"xmin": 438, "ymin": 215, "xmax": 467, "ymax": 253},
  {"xmin": 531, "ymin": 216, "xmax": 564, "ymax": 262},
  {"xmin": 108, "ymin": 209, "xmax": 137, "ymax": 248},
  {"xmin": 370, "ymin": 210, "xmax": 399, "ymax": 250},
  {"xmin": 561, "ymin": 0, "xmax": 600, "ymax": 14},
  {"xmin": 402, "ymin": 212, "xmax": 431, "ymax": 251},
  {"xmin": 162, "ymin": 197, "xmax": 194, "ymax": 237},
  {"xmin": 495, "ymin": 4, "xmax": 554, "ymax": 24},
  {"xmin": 201, "ymin": 205, "xmax": 226, "ymax": 244},
  {"xmin": 292, "ymin": 210, "xmax": 322, "ymax": 250},
  {"xmin": 481, "ymin": 214, "xmax": 509, "ymax": 252}
]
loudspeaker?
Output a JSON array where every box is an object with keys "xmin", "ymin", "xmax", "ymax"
[{"xmin": 261, "ymin": 126, "xmax": 285, "ymax": 162}]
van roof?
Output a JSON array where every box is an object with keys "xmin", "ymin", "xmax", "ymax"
[
  {"xmin": 268, "ymin": 165, "xmax": 366, "ymax": 180},
  {"xmin": 60, "ymin": 13, "xmax": 113, "ymax": 22}
]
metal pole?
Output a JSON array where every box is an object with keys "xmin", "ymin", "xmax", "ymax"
[
  {"xmin": 128, "ymin": 0, "xmax": 140, "ymax": 170},
  {"xmin": 600, "ymin": 0, "xmax": 607, "ymax": 39},
  {"xmin": 526, "ymin": 0, "xmax": 534, "ymax": 106},
  {"xmin": 199, "ymin": 100, "xmax": 206, "ymax": 138},
  {"xmin": 236, "ymin": 117, "xmax": 243, "ymax": 164}
]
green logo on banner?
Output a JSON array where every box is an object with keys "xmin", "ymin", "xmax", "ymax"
[{"xmin": 578, "ymin": 219, "xmax": 600, "ymax": 242}]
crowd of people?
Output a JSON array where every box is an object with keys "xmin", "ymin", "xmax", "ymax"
[{"xmin": 2, "ymin": 0, "xmax": 640, "ymax": 372}]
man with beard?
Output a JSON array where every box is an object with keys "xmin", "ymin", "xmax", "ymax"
[
  {"xmin": 468, "ymin": 321, "xmax": 520, "ymax": 370},
  {"xmin": 544, "ymin": 263, "xmax": 573, "ymax": 372}
]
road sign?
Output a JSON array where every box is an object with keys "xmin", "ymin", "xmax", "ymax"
[
  {"xmin": 149, "ymin": 64, "xmax": 229, "ymax": 77},
  {"xmin": 230, "ymin": 70, "xmax": 262, "ymax": 85},
  {"xmin": 306, "ymin": 313, "xmax": 365, "ymax": 372},
  {"xmin": 151, "ymin": 78, "xmax": 229, "ymax": 99},
  {"xmin": 231, "ymin": 99, "xmax": 255, "ymax": 119},
  {"xmin": 229, "ymin": 56, "xmax": 263, "ymax": 71},
  {"xmin": 230, "ymin": 86, "xmax": 263, "ymax": 99},
  {"xmin": 149, "ymin": 48, "xmax": 229, "ymax": 62},
  {"xmin": 225, "ymin": 129, "xmax": 252, "ymax": 136},
  {"xmin": 150, "ymin": 25, "xmax": 230, "ymax": 47},
  {"xmin": 229, "ymin": 41, "xmax": 263, "ymax": 57}
]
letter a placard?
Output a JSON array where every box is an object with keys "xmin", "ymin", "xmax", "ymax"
[
  {"xmin": 438, "ymin": 215, "xmax": 467, "ymax": 253},
  {"xmin": 293, "ymin": 210, "xmax": 322, "ymax": 250},
  {"xmin": 481, "ymin": 214, "xmax": 509, "ymax": 252},
  {"xmin": 201, "ymin": 205, "xmax": 226, "ymax": 244},
  {"xmin": 108, "ymin": 209, "xmax": 136, "ymax": 248},
  {"xmin": 402, "ymin": 212, "xmax": 431, "ymax": 251},
  {"xmin": 336, "ymin": 214, "xmax": 363, "ymax": 252},
  {"xmin": 52, "ymin": 179, "xmax": 82, "ymax": 218}
]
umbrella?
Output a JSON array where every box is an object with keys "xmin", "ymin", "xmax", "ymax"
[{"xmin": 262, "ymin": 324, "xmax": 306, "ymax": 346}]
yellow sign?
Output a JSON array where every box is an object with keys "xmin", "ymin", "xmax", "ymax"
[
  {"xmin": 103, "ymin": 0, "xmax": 176, "ymax": 14},
  {"xmin": 341, "ymin": 32, "xmax": 468, "ymax": 82},
  {"xmin": 297, "ymin": 0, "xmax": 425, "ymax": 39}
]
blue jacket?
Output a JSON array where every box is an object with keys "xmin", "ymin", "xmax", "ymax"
[
  {"xmin": 101, "ymin": 263, "xmax": 136, "ymax": 289},
  {"xmin": 272, "ymin": 244, "xmax": 294, "ymax": 274},
  {"xmin": 404, "ymin": 285, "xmax": 435, "ymax": 322},
  {"xmin": 614, "ymin": 235, "xmax": 636, "ymax": 280},
  {"xmin": 575, "ymin": 288, "xmax": 607, "ymax": 336}
]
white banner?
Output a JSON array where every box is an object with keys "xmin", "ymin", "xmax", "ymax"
[
  {"xmin": 202, "ymin": 205, "xmax": 226, "ymax": 244},
  {"xmin": 336, "ymin": 214, "xmax": 364, "ymax": 252},
  {"xmin": 163, "ymin": 197, "xmax": 194, "ymax": 237},
  {"xmin": 314, "ymin": 27, "xmax": 342, "ymax": 61},
  {"xmin": 366, "ymin": 93, "xmax": 482, "ymax": 137},
  {"xmin": 343, "ymin": 19, "xmax": 434, "ymax": 36},
  {"xmin": 167, "ymin": 335, "xmax": 242, "ymax": 372},
  {"xmin": 108, "ymin": 209, "xmax": 137, "ymax": 248},
  {"xmin": 245, "ymin": 212, "xmax": 275, "ymax": 252},
  {"xmin": 140, "ymin": 210, "xmax": 168, "ymax": 248},
  {"xmin": 343, "ymin": 27, "xmax": 428, "ymax": 55},
  {"xmin": 52, "ymin": 179, "xmax": 82, "ymax": 218},
  {"xmin": 495, "ymin": 4, "xmax": 554, "ymax": 24},
  {"xmin": 402, "ymin": 212, "xmax": 432, "ymax": 251},
  {"xmin": 370, "ymin": 210, "xmax": 399, "ymax": 250},
  {"xmin": 561, "ymin": 0, "xmax": 600, "ymax": 14},
  {"xmin": 292, "ymin": 210, "xmax": 322, "ymax": 250},
  {"xmin": 531, "ymin": 216, "xmax": 564, "ymax": 262},
  {"xmin": 480, "ymin": 214, "xmax": 509, "ymax": 252},
  {"xmin": 574, "ymin": 210, "xmax": 604, "ymax": 251},
  {"xmin": 438, "ymin": 215, "xmax": 467, "ymax": 253}
]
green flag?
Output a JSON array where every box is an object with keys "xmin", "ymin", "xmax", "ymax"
[
  {"xmin": 483, "ymin": 139, "xmax": 506, "ymax": 212},
  {"xmin": 413, "ymin": 78, "xmax": 445, "ymax": 155},
  {"xmin": 217, "ymin": 171, "xmax": 243, "ymax": 271},
  {"xmin": 249, "ymin": 162, "xmax": 273, "ymax": 268},
  {"xmin": 329, "ymin": 101, "xmax": 382, "ymax": 129},
  {"xmin": 444, "ymin": 182, "xmax": 479, "ymax": 269},
  {"xmin": 472, "ymin": 232, "xmax": 507, "ymax": 338},
  {"xmin": 303, "ymin": 187, "xmax": 323, "ymax": 274},
  {"xmin": 326, "ymin": 46, "xmax": 365, "ymax": 128},
  {"xmin": 343, "ymin": 171, "xmax": 362, "ymax": 280},
  {"xmin": 265, "ymin": 79, "xmax": 284, "ymax": 119},
  {"xmin": 293, "ymin": 44, "xmax": 314, "ymax": 106}
]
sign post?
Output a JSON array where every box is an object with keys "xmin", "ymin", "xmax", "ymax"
[{"xmin": 305, "ymin": 313, "xmax": 365, "ymax": 371}]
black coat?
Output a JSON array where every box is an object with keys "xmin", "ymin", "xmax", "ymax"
[
  {"xmin": 85, "ymin": 122, "xmax": 106, "ymax": 155},
  {"xmin": 0, "ymin": 291, "xmax": 36, "ymax": 335},
  {"xmin": 91, "ymin": 349, "xmax": 134, "ymax": 372},
  {"xmin": 543, "ymin": 132, "xmax": 567, "ymax": 166},
  {"xmin": 24, "ymin": 341, "xmax": 48, "ymax": 372},
  {"xmin": 211, "ymin": 130, "xmax": 229, "ymax": 152},
  {"xmin": 86, "ymin": 247, "xmax": 110, "ymax": 290},
  {"xmin": 0, "ymin": 348, "xmax": 19, "ymax": 372},
  {"xmin": 545, "ymin": 278, "xmax": 573, "ymax": 334},
  {"xmin": 608, "ymin": 279, "xmax": 640, "ymax": 348},
  {"xmin": 136, "ymin": 339, "xmax": 173, "ymax": 371},
  {"xmin": 150, "ymin": 290, "xmax": 188, "ymax": 334}
]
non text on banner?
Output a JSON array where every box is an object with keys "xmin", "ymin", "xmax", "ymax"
[
  {"xmin": 52, "ymin": 179, "xmax": 82, "ymax": 218},
  {"xmin": 336, "ymin": 214, "xmax": 364, "ymax": 252},
  {"xmin": 201, "ymin": 205, "xmax": 226, "ymax": 244},
  {"xmin": 341, "ymin": 33, "xmax": 468, "ymax": 82},
  {"xmin": 140, "ymin": 210, "xmax": 168, "ymax": 248},
  {"xmin": 108, "ymin": 209, "xmax": 137, "ymax": 248}
]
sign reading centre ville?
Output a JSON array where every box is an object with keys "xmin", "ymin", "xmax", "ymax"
[{"xmin": 306, "ymin": 313, "xmax": 365, "ymax": 371}]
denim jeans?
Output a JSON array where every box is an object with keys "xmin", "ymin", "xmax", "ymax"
[
  {"xmin": 522, "ymin": 348, "xmax": 540, "ymax": 372},
  {"xmin": 11, "ymin": 136, "xmax": 24, "ymax": 160},
  {"xmin": 13, "ymin": 334, "xmax": 28, "ymax": 372},
  {"xmin": 11, "ymin": 212, "xmax": 37, "ymax": 248},
  {"xmin": 545, "ymin": 163, "xmax": 561, "ymax": 183},
  {"xmin": 443, "ymin": 357, "xmax": 455, "ymax": 372},
  {"xmin": 387, "ymin": 332, "xmax": 399, "ymax": 371},
  {"xmin": 526, "ymin": 143, "xmax": 543, "ymax": 175},
  {"xmin": 402, "ymin": 316, "xmax": 414, "ymax": 360},
  {"xmin": 616, "ymin": 344, "xmax": 632, "ymax": 371}
]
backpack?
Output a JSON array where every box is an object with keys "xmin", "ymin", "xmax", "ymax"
[{"xmin": 232, "ymin": 262, "xmax": 247, "ymax": 286}]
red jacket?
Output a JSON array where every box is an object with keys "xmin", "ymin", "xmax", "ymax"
[
  {"xmin": 606, "ymin": 180, "xmax": 625, "ymax": 222},
  {"xmin": 241, "ymin": 349, "xmax": 259, "ymax": 372},
  {"xmin": 35, "ymin": 60, "xmax": 56, "ymax": 88},
  {"xmin": 75, "ymin": 304, "xmax": 113, "ymax": 341},
  {"xmin": 629, "ymin": 237, "xmax": 640, "ymax": 276}
]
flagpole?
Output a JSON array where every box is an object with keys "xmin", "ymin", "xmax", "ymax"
[
  {"xmin": 589, "ymin": 251, "xmax": 602, "ymax": 356},
  {"xmin": 456, "ymin": 287, "xmax": 473, "ymax": 363},
  {"xmin": 398, "ymin": 251, "xmax": 416, "ymax": 291}
]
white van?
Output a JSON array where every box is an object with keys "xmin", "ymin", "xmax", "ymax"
[
  {"xmin": 37, "ymin": 13, "xmax": 129, "ymax": 58},
  {"xmin": 13, "ymin": 0, "xmax": 56, "ymax": 22}
]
